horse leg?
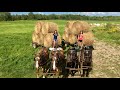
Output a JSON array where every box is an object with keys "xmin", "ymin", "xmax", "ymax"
[
  {"xmin": 81, "ymin": 69, "xmax": 85, "ymax": 77},
  {"xmin": 41, "ymin": 67, "xmax": 45, "ymax": 78},
  {"xmin": 86, "ymin": 68, "xmax": 90, "ymax": 77},
  {"xmin": 36, "ymin": 68, "xmax": 39, "ymax": 78}
]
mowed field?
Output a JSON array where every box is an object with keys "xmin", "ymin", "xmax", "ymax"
[{"xmin": 0, "ymin": 20, "xmax": 120, "ymax": 78}]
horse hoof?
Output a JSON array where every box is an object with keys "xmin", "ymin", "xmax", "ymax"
[{"xmin": 43, "ymin": 76, "xmax": 45, "ymax": 78}]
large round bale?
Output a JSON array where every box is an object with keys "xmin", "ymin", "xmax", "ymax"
[
  {"xmin": 79, "ymin": 21, "xmax": 90, "ymax": 32},
  {"xmin": 82, "ymin": 32, "xmax": 94, "ymax": 46},
  {"xmin": 68, "ymin": 34, "xmax": 77, "ymax": 44},
  {"xmin": 69, "ymin": 27, "xmax": 78, "ymax": 35},
  {"xmin": 62, "ymin": 31, "xmax": 69, "ymax": 42},
  {"xmin": 64, "ymin": 27, "xmax": 70, "ymax": 34},
  {"xmin": 38, "ymin": 33, "xmax": 44, "ymax": 46},
  {"xmin": 48, "ymin": 22, "xmax": 58, "ymax": 33},
  {"xmin": 41, "ymin": 22, "xmax": 49, "ymax": 34},
  {"xmin": 34, "ymin": 21, "xmax": 44, "ymax": 34},
  {"xmin": 71, "ymin": 21, "xmax": 90, "ymax": 33},
  {"xmin": 72, "ymin": 21, "xmax": 84, "ymax": 32},
  {"xmin": 32, "ymin": 30, "xmax": 45, "ymax": 46},
  {"xmin": 66, "ymin": 21, "xmax": 75, "ymax": 29},
  {"xmin": 57, "ymin": 33, "xmax": 62, "ymax": 45},
  {"xmin": 44, "ymin": 33, "xmax": 53, "ymax": 48},
  {"xmin": 32, "ymin": 31, "xmax": 41, "ymax": 45}
]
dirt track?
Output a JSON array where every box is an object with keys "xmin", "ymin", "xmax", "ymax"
[{"xmin": 68, "ymin": 39, "xmax": 120, "ymax": 78}]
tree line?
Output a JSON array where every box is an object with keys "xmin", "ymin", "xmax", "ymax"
[{"xmin": 1, "ymin": 12, "xmax": 120, "ymax": 21}]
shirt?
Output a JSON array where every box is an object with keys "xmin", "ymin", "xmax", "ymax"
[
  {"xmin": 78, "ymin": 34, "xmax": 83, "ymax": 40},
  {"xmin": 53, "ymin": 33, "xmax": 58, "ymax": 40}
]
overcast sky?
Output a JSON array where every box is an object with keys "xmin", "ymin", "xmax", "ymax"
[{"xmin": 10, "ymin": 12, "xmax": 120, "ymax": 16}]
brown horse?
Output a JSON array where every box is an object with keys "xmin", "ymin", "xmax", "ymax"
[
  {"xmin": 34, "ymin": 47, "xmax": 49, "ymax": 78},
  {"xmin": 50, "ymin": 49, "xmax": 65, "ymax": 77}
]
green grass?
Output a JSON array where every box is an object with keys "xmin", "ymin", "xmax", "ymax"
[
  {"xmin": 0, "ymin": 20, "xmax": 120, "ymax": 78},
  {"xmin": 93, "ymin": 27, "xmax": 120, "ymax": 45},
  {"xmin": 0, "ymin": 20, "xmax": 67, "ymax": 78}
]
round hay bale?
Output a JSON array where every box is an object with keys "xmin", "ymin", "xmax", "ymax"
[
  {"xmin": 41, "ymin": 22, "xmax": 49, "ymax": 34},
  {"xmin": 62, "ymin": 32, "xmax": 69, "ymax": 42},
  {"xmin": 34, "ymin": 21, "xmax": 44, "ymax": 34},
  {"xmin": 64, "ymin": 27, "xmax": 70, "ymax": 34},
  {"xmin": 57, "ymin": 33, "xmax": 62, "ymax": 45},
  {"xmin": 69, "ymin": 27, "xmax": 78, "ymax": 35},
  {"xmin": 32, "ymin": 31, "xmax": 41, "ymax": 45},
  {"xmin": 79, "ymin": 21, "xmax": 90, "ymax": 32},
  {"xmin": 71, "ymin": 21, "xmax": 90, "ymax": 33},
  {"xmin": 38, "ymin": 33, "xmax": 44, "ymax": 46},
  {"xmin": 72, "ymin": 21, "xmax": 84, "ymax": 32},
  {"xmin": 66, "ymin": 21, "xmax": 75, "ymax": 29},
  {"xmin": 83, "ymin": 32, "xmax": 94, "ymax": 46},
  {"xmin": 44, "ymin": 33, "xmax": 53, "ymax": 48},
  {"xmin": 48, "ymin": 22, "xmax": 58, "ymax": 33},
  {"xmin": 68, "ymin": 34, "xmax": 77, "ymax": 44}
]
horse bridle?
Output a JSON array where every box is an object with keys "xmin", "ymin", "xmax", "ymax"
[{"xmin": 69, "ymin": 50, "xmax": 77, "ymax": 62}]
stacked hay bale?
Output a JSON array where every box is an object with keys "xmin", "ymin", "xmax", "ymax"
[
  {"xmin": 32, "ymin": 22, "xmax": 44, "ymax": 47},
  {"xmin": 62, "ymin": 20, "xmax": 94, "ymax": 46},
  {"xmin": 82, "ymin": 32, "xmax": 94, "ymax": 46},
  {"xmin": 43, "ymin": 22, "xmax": 61, "ymax": 48},
  {"xmin": 32, "ymin": 21, "xmax": 61, "ymax": 48}
]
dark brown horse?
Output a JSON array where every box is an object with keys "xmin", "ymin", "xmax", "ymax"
[
  {"xmin": 81, "ymin": 46, "xmax": 93, "ymax": 77},
  {"xmin": 34, "ymin": 47, "xmax": 49, "ymax": 78},
  {"xmin": 66, "ymin": 47, "xmax": 79, "ymax": 76}
]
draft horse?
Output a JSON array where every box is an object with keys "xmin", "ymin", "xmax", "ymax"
[
  {"xmin": 66, "ymin": 47, "xmax": 79, "ymax": 76},
  {"xmin": 81, "ymin": 46, "xmax": 93, "ymax": 77},
  {"xmin": 49, "ymin": 49, "xmax": 65, "ymax": 77},
  {"xmin": 34, "ymin": 47, "xmax": 49, "ymax": 78}
]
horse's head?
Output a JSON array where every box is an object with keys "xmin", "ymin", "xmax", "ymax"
[
  {"xmin": 34, "ymin": 48, "xmax": 49, "ymax": 67},
  {"xmin": 34, "ymin": 53, "xmax": 40, "ymax": 61},
  {"xmin": 68, "ymin": 48, "xmax": 77, "ymax": 61},
  {"xmin": 42, "ymin": 47, "xmax": 49, "ymax": 57},
  {"xmin": 51, "ymin": 51, "xmax": 59, "ymax": 71},
  {"xmin": 84, "ymin": 46, "xmax": 92, "ymax": 62},
  {"xmin": 61, "ymin": 39, "xmax": 65, "ymax": 47}
]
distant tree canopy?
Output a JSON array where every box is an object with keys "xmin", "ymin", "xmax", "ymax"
[
  {"xmin": 0, "ymin": 12, "xmax": 12, "ymax": 21},
  {"xmin": 0, "ymin": 12, "xmax": 120, "ymax": 21}
]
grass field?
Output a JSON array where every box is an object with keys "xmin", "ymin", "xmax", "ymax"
[{"xmin": 0, "ymin": 20, "xmax": 120, "ymax": 78}]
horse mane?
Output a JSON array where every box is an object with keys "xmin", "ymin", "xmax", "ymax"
[{"xmin": 58, "ymin": 50, "xmax": 65, "ymax": 59}]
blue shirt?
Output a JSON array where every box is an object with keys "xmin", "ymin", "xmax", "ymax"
[{"xmin": 53, "ymin": 33, "xmax": 58, "ymax": 40}]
